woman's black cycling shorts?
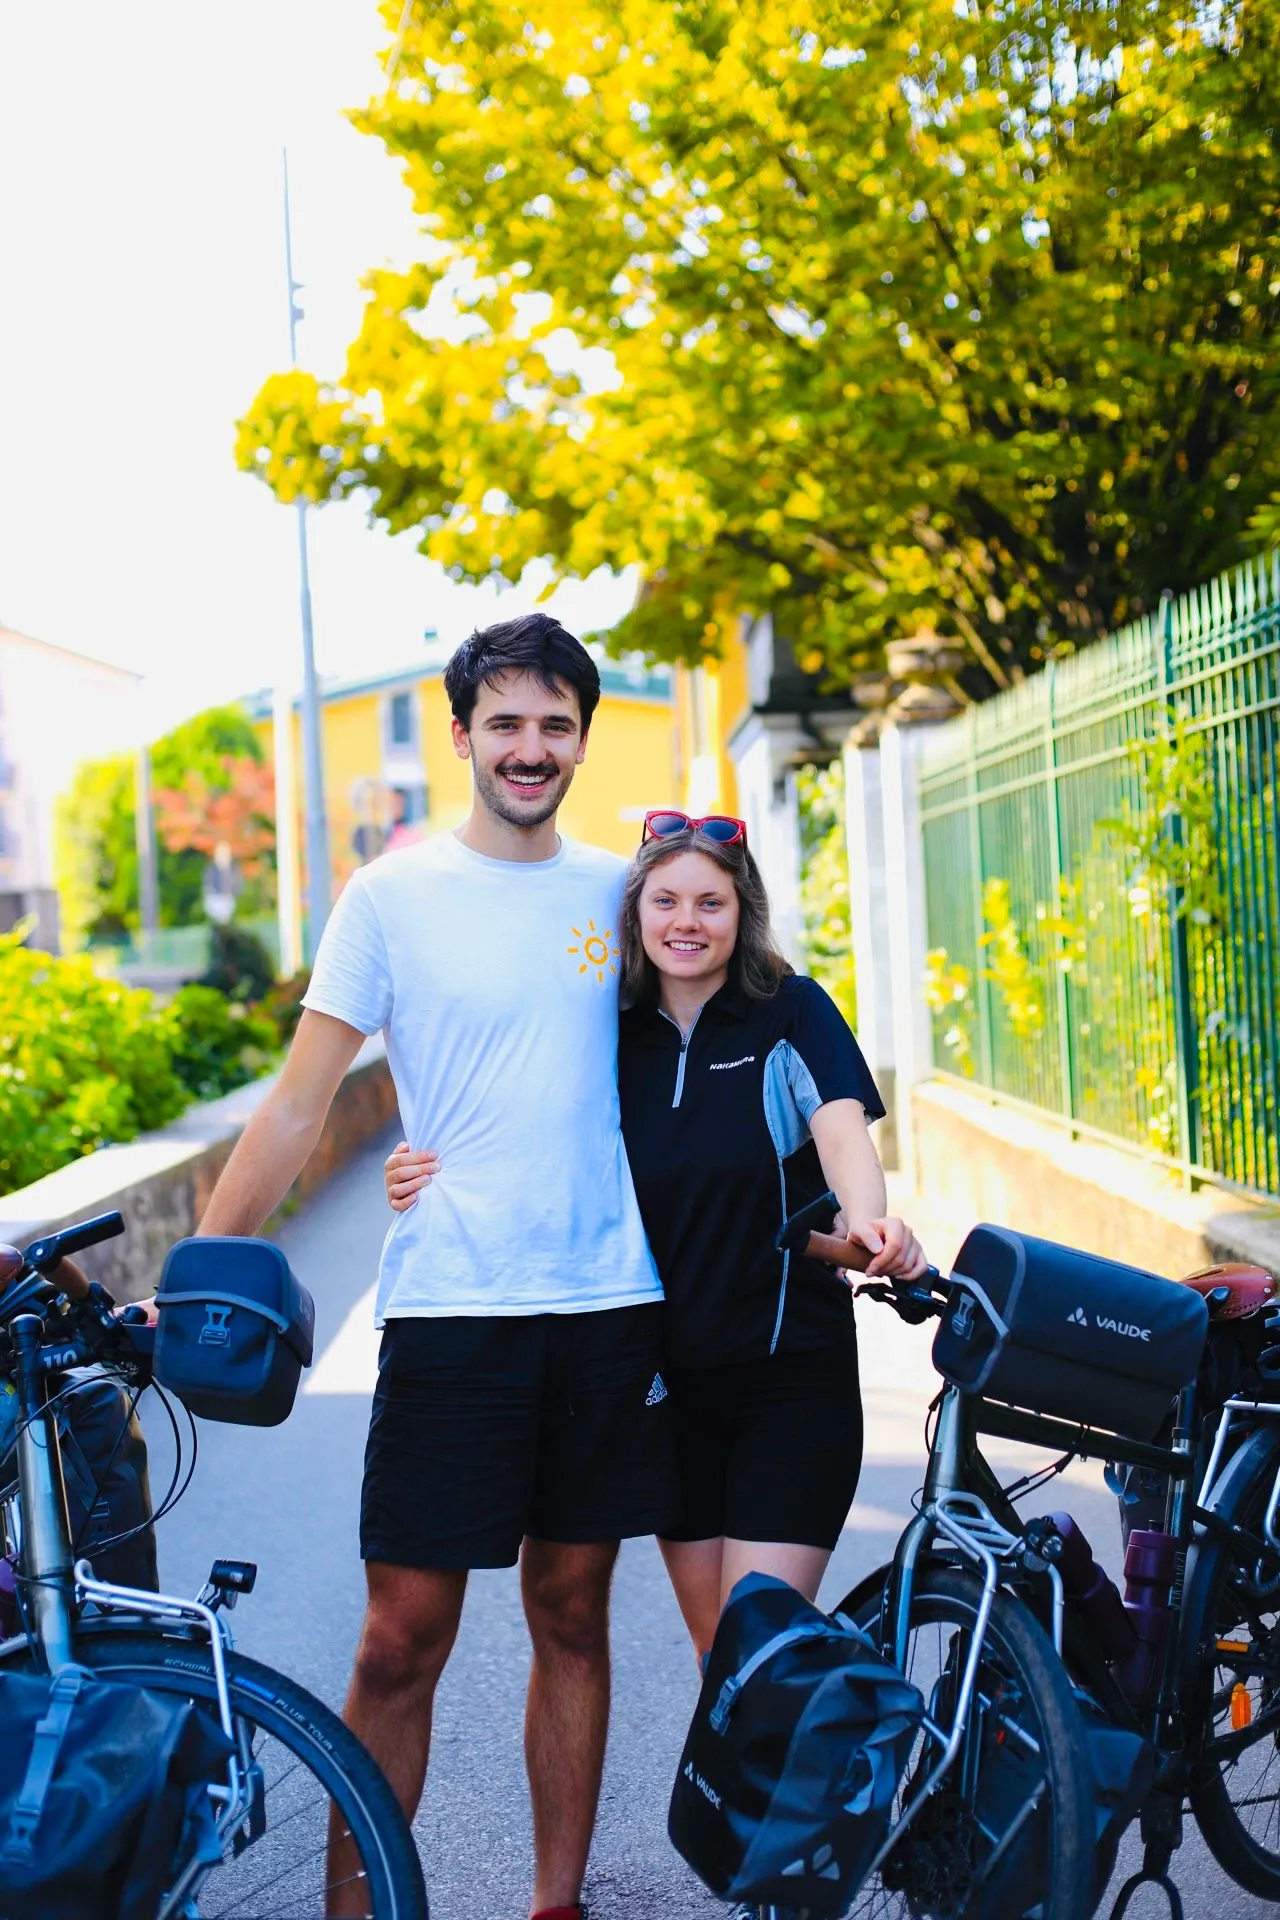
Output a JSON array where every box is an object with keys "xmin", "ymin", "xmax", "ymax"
[{"xmin": 660, "ymin": 1321, "xmax": 862, "ymax": 1549}]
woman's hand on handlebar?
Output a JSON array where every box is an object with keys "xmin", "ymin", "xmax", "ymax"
[
  {"xmin": 384, "ymin": 1141, "xmax": 440, "ymax": 1211},
  {"xmin": 840, "ymin": 1215, "xmax": 928, "ymax": 1282}
]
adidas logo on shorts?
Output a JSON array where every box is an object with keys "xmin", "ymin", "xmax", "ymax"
[{"xmin": 645, "ymin": 1373, "xmax": 668, "ymax": 1407}]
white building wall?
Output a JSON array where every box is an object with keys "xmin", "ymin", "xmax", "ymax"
[{"xmin": 0, "ymin": 629, "xmax": 141, "ymax": 945}]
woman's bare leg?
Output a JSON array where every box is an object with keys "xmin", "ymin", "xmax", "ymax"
[
  {"xmin": 719, "ymin": 1539, "xmax": 832, "ymax": 1608},
  {"xmin": 658, "ymin": 1536, "xmax": 724, "ymax": 1664}
]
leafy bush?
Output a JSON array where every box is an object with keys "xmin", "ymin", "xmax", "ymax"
[
  {"xmin": 0, "ymin": 931, "xmax": 188, "ymax": 1194},
  {"xmin": 199, "ymin": 923, "xmax": 277, "ymax": 1006},
  {"xmin": 161, "ymin": 986, "xmax": 280, "ymax": 1103}
]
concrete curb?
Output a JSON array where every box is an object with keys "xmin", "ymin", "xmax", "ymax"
[
  {"xmin": 913, "ymin": 1078, "xmax": 1280, "ymax": 1279},
  {"xmin": 0, "ymin": 1037, "xmax": 399, "ymax": 1302}
]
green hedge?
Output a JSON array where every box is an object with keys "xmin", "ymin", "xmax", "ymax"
[{"xmin": 0, "ymin": 932, "xmax": 295, "ymax": 1198}]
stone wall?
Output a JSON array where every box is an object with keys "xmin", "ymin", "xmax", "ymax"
[
  {"xmin": 913, "ymin": 1077, "xmax": 1280, "ymax": 1278},
  {"xmin": 0, "ymin": 1038, "xmax": 399, "ymax": 1302}
]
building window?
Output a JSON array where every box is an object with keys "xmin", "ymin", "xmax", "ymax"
[{"xmin": 388, "ymin": 690, "xmax": 414, "ymax": 748}]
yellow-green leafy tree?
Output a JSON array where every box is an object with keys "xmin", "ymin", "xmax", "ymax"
[{"xmin": 237, "ymin": 0, "xmax": 1280, "ymax": 687}]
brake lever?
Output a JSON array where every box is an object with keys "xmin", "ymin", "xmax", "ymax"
[{"xmin": 854, "ymin": 1275, "xmax": 945, "ymax": 1326}]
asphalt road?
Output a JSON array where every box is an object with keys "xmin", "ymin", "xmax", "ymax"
[{"xmin": 142, "ymin": 1128, "xmax": 1274, "ymax": 1920}]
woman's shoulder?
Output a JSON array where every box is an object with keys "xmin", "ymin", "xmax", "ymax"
[{"xmin": 774, "ymin": 970, "xmax": 839, "ymax": 1013}]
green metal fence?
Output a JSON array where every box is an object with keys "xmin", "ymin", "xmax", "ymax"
[{"xmin": 918, "ymin": 554, "xmax": 1280, "ymax": 1197}]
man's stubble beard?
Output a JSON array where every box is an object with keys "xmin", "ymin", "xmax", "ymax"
[{"xmin": 470, "ymin": 753, "xmax": 577, "ymax": 832}]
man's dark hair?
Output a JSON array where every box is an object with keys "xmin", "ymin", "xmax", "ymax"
[{"xmin": 443, "ymin": 612, "xmax": 602, "ymax": 732}]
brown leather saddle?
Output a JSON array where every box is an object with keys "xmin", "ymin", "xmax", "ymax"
[
  {"xmin": 0, "ymin": 1245, "xmax": 22, "ymax": 1289},
  {"xmin": 1179, "ymin": 1261, "xmax": 1278, "ymax": 1320}
]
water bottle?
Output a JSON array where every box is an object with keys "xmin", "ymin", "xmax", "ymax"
[
  {"xmin": 1045, "ymin": 1511, "xmax": 1138, "ymax": 1664},
  {"xmin": 1114, "ymin": 1528, "xmax": 1177, "ymax": 1707}
]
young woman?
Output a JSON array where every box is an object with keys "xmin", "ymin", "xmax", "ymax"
[{"xmin": 385, "ymin": 815, "xmax": 926, "ymax": 1663}]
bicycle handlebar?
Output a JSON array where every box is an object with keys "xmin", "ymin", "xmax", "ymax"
[
  {"xmin": 804, "ymin": 1229, "xmax": 874, "ymax": 1271},
  {"xmin": 21, "ymin": 1209, "xmax": 125, "ymax": 1275}
]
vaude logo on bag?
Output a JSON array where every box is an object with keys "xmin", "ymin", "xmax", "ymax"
[
  {"xmin": 782, "ymin": 1841, "xmax": 842, "ymax": 1883},
  {"xmin": 683, "ymin": 1760, "xmax": 722, "ymax": 1809},
  {"xmin": 1067, "ymin": 1304, "xmax": 1152, "ymax": 1342}
]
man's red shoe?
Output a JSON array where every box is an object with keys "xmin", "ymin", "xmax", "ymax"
[{"xmin": 530, "ymin": 1908, "xmax": 587, "ymax": 1919}]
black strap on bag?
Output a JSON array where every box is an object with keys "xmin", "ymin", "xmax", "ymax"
[
  {"xmin": 0, "ymin": 1666, "xmax": 233, "ymax": 1920},
  {"xmin": 0, "ymin": 1667, "xmax": 87, "ymax": 1862}
]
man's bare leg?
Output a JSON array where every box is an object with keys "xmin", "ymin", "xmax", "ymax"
[
  {"xmin": 328, "ymin": 1561, "xmax": 467, "ymax": 1915},
  {"xmin": 521, "ymin": 1537, "xmax": 618, "ymax": 1915}
]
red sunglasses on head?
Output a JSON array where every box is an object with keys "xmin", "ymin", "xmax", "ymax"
[{"xmin": 642, "ymin": 809, "xmax": 748, "ymax": 848}]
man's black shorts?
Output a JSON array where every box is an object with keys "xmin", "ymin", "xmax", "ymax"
[
  {"xmin": 360, "ymin": 1303, "xmax": 678, "ymax": 1569},
  {"xmin": 661, "ymin": 1322, "xmax": 863, "ymax": 1550}
]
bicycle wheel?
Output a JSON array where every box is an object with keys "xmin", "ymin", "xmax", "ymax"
[
  {"xmin": 1, "ymin": 1624, "xmax": 427, "ymax": 1919},
  {"xmin": 1184, "ymin": 1422, "xmax": 1280, "ymax": 1899},
  {"xmin": 835, "ymin": 1565, "xmax": 1095, "ymax": 1920}
]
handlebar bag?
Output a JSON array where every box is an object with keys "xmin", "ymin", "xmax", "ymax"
[
  {"xmin": 669, "ymin": 1572, "xmax": 923, "ymax": 1915},
  {"xmin": 932, "ymin": 1225, "xmax": 1209, "ymax": 1442},
  {"xmin": 0, "ymin": 1664, "xmax": 230, "ymax": 1919},
  {"xmin": 153, "ymin": 1236, "xmax": 315, "ymax": 1427}
]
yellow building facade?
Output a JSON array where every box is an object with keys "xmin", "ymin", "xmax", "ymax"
[{"xmin": 245, "ymin": 655, "xmax": 679, "ymax": 921}]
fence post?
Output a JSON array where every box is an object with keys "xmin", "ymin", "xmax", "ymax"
[
  {"xmin": 1044, "ymin": 663, "xmax": 1076, "ymax": 1125},
  {"xmin": 881, "ymin": 723, "xmax": 935, "ymax": 1191},
  {"xmin": 843, "ymin": 732, "xmax": 898, "ymax": 1169},
  {"xmin": 1159, "ymin": 592, "xmax": 1201, "ymax": 1179}
]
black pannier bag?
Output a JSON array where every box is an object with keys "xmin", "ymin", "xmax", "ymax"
[
  {"xmin": 153, "ymin": 1236, "xmax": 314, "ymax": 1426},
  {"xmin": 669, "ymin": 1573, "xmax": 923, "ymax": 1915},
  {"xmin": 0, "ymin": 1664, "xmax": 231, "ymax": 1919},
  {"xmin": 57, "ymin": 1374, "xmax": 159, "ymax": 1591},
  {"xmin": 932, "ymin": 1225, "xmax": 1208, "ymax": 1442}
]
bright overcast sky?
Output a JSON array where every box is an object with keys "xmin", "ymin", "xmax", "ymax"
[{"xmin": 0, "ymin": 2, "xmax": 633, "ymax": 738}]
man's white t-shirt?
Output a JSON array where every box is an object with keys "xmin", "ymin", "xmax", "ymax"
[{"xmin": 302, "ymin": 831, "xmax": 662, "ymax": 1326}]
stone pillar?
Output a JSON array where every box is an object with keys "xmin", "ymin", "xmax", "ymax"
[
  {"xmin": 880, "ymin": 723, "xmax": 934, "ymax": 1190},
  {"xmin": 842, "ymin": 735, "xmax": 897, "ymax": 1168}
]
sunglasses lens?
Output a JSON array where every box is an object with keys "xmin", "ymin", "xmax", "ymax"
[
  {"xmin": 699, "ymin": 818, "xmax": 742, "ymax": 842},
  {"xmin": 646, "ymin": 811, "xmax": 690, "ymax": 837}
]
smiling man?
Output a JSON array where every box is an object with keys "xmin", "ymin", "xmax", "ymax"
[{"xmin": 196, "ymin": 613, "xmax": 673, "ymax": 1920}]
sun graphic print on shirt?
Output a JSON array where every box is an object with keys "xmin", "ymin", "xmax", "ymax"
[{"xmin": 567, "ymin": 918, "xmax": 620, "ymax": 984}]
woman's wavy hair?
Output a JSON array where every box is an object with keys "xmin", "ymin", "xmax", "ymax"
[{"xmin": 619, "ymin": 828, "xmax": 793, "ymax": 1005}]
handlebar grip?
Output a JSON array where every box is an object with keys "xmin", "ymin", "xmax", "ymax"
[
  {"xmin": 22, "ymin": 1209, "xmax": 125, "ymax": 1274},
  {"xmin": 804, "ymin": 1230, "xmax": 874, "ymax": 1272}
]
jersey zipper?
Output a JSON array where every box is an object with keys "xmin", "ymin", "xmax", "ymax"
[{"xmin": 658, "ymin": 1005, "xmax": 704, "ymax": 1108}]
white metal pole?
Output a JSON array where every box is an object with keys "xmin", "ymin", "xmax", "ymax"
[
  {"xmin": 272, "ymin": 682, "xmax": 303, "ymax": 977},
  {"xmin": 134, "ymin": 740, "xmax": 159, "ymax": 951},
  {"xmin": 282, "ymin": 148, "xmax": 331, "ymax": 960}
]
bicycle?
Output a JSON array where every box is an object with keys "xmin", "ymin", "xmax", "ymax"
[
  {"xmin": 770, "ymin": 1200, "xmax": 1100, "ymax": 1920},
  {"xmin": 780, "ymin": 1198, "xmax": 1280, "ymax": 1919},
  {"xmin": 0, "ymin": 1208, "xmax": 427, "ymax": 1920}
]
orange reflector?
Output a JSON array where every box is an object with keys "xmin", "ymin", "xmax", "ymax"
[
  {"xmin": 1218, "ymin": 1638, "xmax": 1250, "ymax": 1654},
  {"xmin": 1232, "ymin": 1682, "xmax": 1253, "ymax": 1730}
]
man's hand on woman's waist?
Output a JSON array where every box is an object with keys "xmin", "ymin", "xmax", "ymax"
[{"xmin": 385, "ymin": 1142, "xmax": 441, "ymax": 1211}]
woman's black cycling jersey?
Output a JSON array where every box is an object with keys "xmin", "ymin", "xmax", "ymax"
[{"xmin": 618, "ymin": 973, "xmax": 885, "ymax": 1369}]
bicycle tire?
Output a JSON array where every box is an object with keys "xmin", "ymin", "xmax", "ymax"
[
  {"xmin": 834, "ymin": 1564, "xmax": 1096, "ymax": 1920},
  {"xmin": 1, "ymin": 1623, "xmax": 427, "ymax": 1920},
  {"xmin": 1183, "ymin": 1420, "xmax": 1280, "ymax": 1899}
]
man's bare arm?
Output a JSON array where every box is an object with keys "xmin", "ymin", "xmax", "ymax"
[{"xmin": 198, "ymin": 1010, "xmax": 368, "ymax": 1237}]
